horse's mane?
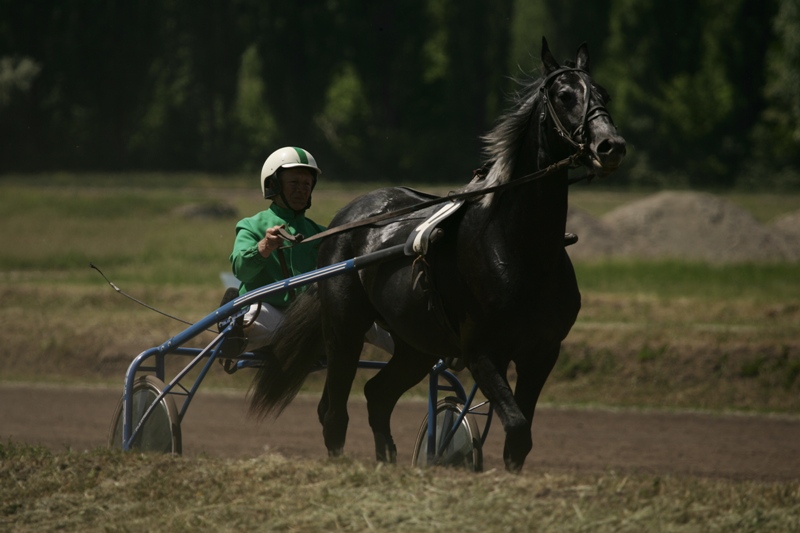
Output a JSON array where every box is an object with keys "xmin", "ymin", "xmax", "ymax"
[{"xmin": 458, "ymin": 71, "xmax": 546, "ymax": 208}]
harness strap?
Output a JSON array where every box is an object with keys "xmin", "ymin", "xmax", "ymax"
[
  {"xmin": 279, "ymin": 150, "xmax": 583, "ymax": 249},
  {"xmin": 275, "ymin": 248, "xmax": 296, "ymax": 301}
]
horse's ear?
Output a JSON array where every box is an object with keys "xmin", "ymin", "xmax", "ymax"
[
  {"xmin": 576, "ymin": 42, "xmax": 591, "ymax": 73},
  {"xmin": 541, "ymin": 37, "xmax": 560, "ymax": 74}
]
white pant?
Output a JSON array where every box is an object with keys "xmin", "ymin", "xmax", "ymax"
[{"xmin": 243, "ymin": 302, "xmax": 395, "ymax": 355}]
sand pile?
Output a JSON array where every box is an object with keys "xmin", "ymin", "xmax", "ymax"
[
  {"xmin": 565, "ymin": 206, "xmax": 624, "ymax": 260},
  {"xmin": 771, "ymin": 210, "xmax": 800, "ymax": 253},
  {"xmin": 566, "ymin": 191, "xmax": 799, "ymax": 263}
]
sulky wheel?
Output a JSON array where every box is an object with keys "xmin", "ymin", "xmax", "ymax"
[
  {"xmin": 411, "ymin": 396, "xmax": 482, "ymax": 472},
  {"xmin": 108, "ymin": 375, "xmax": 182, "ymax": 454}
]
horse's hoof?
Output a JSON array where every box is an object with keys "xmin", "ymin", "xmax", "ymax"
[
  {"xmin": 503, "ymin": 425, "xmax": 531, "ymax": 473},
  {"xmin": 374, "ymin": 433, "xmax": 397, "ymax": 463},
  {"xmin": 504, "ymin": 459, "xmax": 524, "ymax": 474},
  {"xmin": 327, "ymin": 448, "xmax": 344, "ymax": 458}
]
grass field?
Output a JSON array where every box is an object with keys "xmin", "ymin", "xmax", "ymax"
[
  {"xmin": 1, "ymin": 175, "xmax": 799, "ymax": 532},
  {"xmin": 1, "ymin": 174, "xmax": 798, "ymax": 410}
]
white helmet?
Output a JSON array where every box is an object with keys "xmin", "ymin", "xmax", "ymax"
[{"xmin": 260, "ymin": 146, "xmax": 322, "ymax": 200}]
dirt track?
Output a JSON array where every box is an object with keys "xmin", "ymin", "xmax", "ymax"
[{"xmin": 2, "ymin": 383, "xmax": 799, "ymax": 481}]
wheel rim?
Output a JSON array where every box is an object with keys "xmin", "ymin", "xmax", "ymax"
[
  {"xmin": 412, "ymin": 398, "xmax": 482, "ymax": 471},
  {"xmin": 109, "ymin": 376, "xmax": 181, "ymax": 454}
]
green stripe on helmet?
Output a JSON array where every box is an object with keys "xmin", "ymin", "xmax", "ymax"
[{"xmin": 292, "ymin": 147, "xmax": 309, "ymax": 164}]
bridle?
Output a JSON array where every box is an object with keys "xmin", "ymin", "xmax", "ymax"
[
  {"xmin": 280, "ymin": 68, "xmax": 611, "ymax": 248},
  {"xmin": 538, "ymin": 66, "xmax": 612, "ymax": 153}
]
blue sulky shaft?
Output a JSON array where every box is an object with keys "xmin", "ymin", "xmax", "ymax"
[{"xmin": 122, "ymin": 243, "xmax": 407, "ymax": 451}]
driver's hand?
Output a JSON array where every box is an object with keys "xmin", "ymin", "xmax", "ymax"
[{"xmin": 258, "ymin": 225, "xmax": 285, "ymax": 257}]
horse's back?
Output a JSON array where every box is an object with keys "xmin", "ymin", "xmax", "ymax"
[
  {"xmin": 323, "ymin": 187, "xmax": 445, "ymax": 258},
  {"xmin": 330, "ymin": 186, "xmax": 440, "ymax": 226}
]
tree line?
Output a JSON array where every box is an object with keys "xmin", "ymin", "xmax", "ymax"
[{"xmin": 1, "ymin": 0, "xmax": 798, "ymax": 188}]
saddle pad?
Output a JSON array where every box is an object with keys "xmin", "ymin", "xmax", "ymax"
[{"xmin": 403, "ymin": 198, "xmax": 465, "ymax": 256}]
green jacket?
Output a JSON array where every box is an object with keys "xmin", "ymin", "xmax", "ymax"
[{"xmin": 230, "ymin": 203, "xmax": 325, "ymax": 307}]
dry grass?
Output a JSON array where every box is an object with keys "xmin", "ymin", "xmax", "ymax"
[
  {"xmin": 4, "ymin": 277, "xmax": 798, "ymax": 413},
  {"xmin": 543, "ymin": 291, "xmax": 800, "ymax": 413},
  {"xmin": 2, "ymin": 178, "xmax": 799, "ymax": 531},
  {"xmin": 2, "ymin": 442, "xmax": 798, "ymax": 533}
]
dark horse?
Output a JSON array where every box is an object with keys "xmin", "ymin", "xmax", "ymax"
[{"xmin": 250, "ymin": 39, "xmax": 626, "ymax": 472}]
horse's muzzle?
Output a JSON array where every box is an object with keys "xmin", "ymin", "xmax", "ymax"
[{"xmin": 590, "ymin": 133, "xmax": 627, "ymax": 176}]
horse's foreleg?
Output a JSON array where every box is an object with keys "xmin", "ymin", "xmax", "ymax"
[
  {"xmin": 468, "ymin": 354, "xmax": 530, "ymax": 473},
  {"xmin": 505, "ymin": 342, "xmax": 562, "ymax": 471}
]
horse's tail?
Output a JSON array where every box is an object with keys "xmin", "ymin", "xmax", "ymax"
[{"xmin": 248, "ymin": 284, "xmax": 324, "ymax": 419}]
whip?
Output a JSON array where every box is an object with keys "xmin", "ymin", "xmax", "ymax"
[{"xmin": 90, "ymin": 262, "xmax": 202, "ymax": 329}]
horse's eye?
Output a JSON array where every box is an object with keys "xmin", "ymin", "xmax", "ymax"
[{"xmin": 557, "ymin": 90, "xmax": 576, "ymax": 106}]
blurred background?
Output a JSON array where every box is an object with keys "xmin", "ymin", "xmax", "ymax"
[{"xmin": 1, "ymin": 0, "xmax": 798, "ymax": 189}]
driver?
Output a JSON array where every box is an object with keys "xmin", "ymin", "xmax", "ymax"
[{"xmin": 225, "ymin": 146, "xmax": 393, "ymax": 355}]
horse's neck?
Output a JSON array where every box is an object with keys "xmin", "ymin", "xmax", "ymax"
[
  {"xmin": 479, "ymin": 116, "xmax": 572, "ymax": 259},
  {"xmin": 494, "ymin": 168, "xmax": 570, "ymax": 254},
  {"xmin": 515, "ymin": 124, "xmax": 572, "ymax": 237}
]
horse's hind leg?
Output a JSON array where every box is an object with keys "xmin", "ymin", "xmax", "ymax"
[
  {"xmin": 364, "ymin": 341, "xmax": 437, "ymax": 463},
  {"xmin": 319, "ymin": 331, "xmax": 363, "ymax": 457},
  {"xmin": 317, "ymin": 386, "xmax": 328, "ymax": 426}
]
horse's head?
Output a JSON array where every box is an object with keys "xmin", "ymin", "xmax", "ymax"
[{"xmin": 539, "ymin": 38, "xmax": 626, "ymax": 178}]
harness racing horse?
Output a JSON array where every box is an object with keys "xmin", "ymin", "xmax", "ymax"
[{"xmin": 250, "ymin": 38, "xmax": 626, "ymax": 472}]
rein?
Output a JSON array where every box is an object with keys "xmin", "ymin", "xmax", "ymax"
[
  {"xmin": 280, "ymin": 150, "xmax": 586, "ymax": 248},
  {"xmin": 280, "ymin": 67, "xmax": 604, "ymax": 249}
]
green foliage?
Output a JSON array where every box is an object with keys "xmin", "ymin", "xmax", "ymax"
[
  {"xmin": 1, "ymin": 0, "xmax": 797, "ymax": 187},
  {"xmin": 750, "ymin": 0, "xmax": 800, "ymax": 188},
  {"xmin": 599, "ymin": 0, "xmax": 778, "ymax": 187},
  {"xmin": 315, "ymin": 63, "xmax": 371, "ymax": 171},
  {"xmin": 232, "ymin": 45, "xmax": 278, "ymax": 167},
  {"xmin": 509, "ymin": 0, "xmax": 551, "ymax": 74}
]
